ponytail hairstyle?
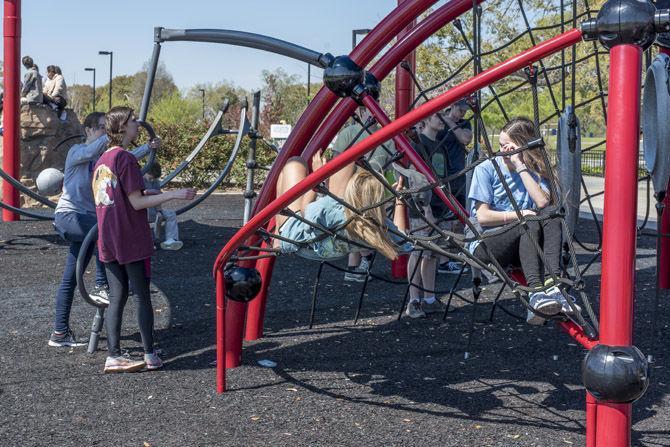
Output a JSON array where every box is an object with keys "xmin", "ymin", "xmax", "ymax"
[
  {"xmin": 501, "ymin": 117, "xmax": 554, "ymax": 181},
  {"xmin": 105, "ymin": 106, "xmax": 134, "ymax": 148},
  {"xmin": 343, "ymin": 170, "xmax": 398, "ymax": 260}
]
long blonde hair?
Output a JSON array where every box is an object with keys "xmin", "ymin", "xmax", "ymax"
[{"xmin": 343, "ymin": 170, "xmax": 398, "ymax": 260}]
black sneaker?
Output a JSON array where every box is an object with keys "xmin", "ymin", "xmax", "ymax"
[
  {"xmin": 438, "ymin": 261, "xmax": 467, "ymax": 275},
  {"xmin": 48, "ymin": 330, "xmax": 86, "ymax": 347}
]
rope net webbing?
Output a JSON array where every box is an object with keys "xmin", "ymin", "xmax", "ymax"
[{"xmin": 228, "ymin": 0, "xmax": 659, "ymax": 333}]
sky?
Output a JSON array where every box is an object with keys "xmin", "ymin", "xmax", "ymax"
[{"xmin": 6, "ymin": 0, "xmax": 413, "ymax": 92}]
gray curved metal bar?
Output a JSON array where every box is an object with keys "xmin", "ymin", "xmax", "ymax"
[
  {"xmin": 156, "ymin": 28, "xmax": 332, "ymax": 67},
  {"xmin": 139, "ymin": 27, "xmax": 332, "ymax": 120},
  {"xmin": 0, "ymin": 166, "xmax": 58, "ymax": 208},
  {"xmin": 175, "ymin": 103, "xmax": 250, "ymax": 216},
  {"xmin": 159, "ymin": 99, "xmax": 230, "ymax": 187},
  {"xmin": 75, "ymin": 223, "xmax": 104, "ymax": 308},
  {"xmin": 0, "ymin": 199, "xmax": 54, "ymax": 220}
]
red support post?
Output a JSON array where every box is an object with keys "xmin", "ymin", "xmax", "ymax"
[
  {"xmin": 244, "ymin": 235, "xmax": 275, "ymax": 341},
  {"xmin": 2, "ymin": 0, "xmax": 21, "ymax": 222},
  {"xmin": 392, "ymin": 0, "xmax": 416, "ymax": 279},
  {"xmin": 595, "ymin": 43, "xmax": 642, "ymax": 447},
  {"xmin": 215, "ymin": 269, "xmax": 226, "ymax": 393},
  {"xmin": 586, "ymin": 392, "xmax": 597, "ymax": 447}
]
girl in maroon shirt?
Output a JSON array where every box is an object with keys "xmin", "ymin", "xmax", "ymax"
[{"xmin": 93, "ymin": 107, "xmax": 196, "ymax": 373}]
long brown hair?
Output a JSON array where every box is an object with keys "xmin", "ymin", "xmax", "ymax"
[
  {"xmin": 105, "ymin": 106, "xmax": 134, "ymax": 148},
  {"xmin": 343, "ymin": 171, "xmax": 398, "ymax": 260},
  {"xmin": 501, "ymin": 117, "xmax": 553, "ymax": 180}
]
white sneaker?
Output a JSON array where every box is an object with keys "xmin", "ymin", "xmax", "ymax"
[
  {"xmin": 526, "ymin": 291, "xmax": 563, "ymax": 325},
  {"xmin": 546, "ymin": 286, "xmax": 583, "ymax": 316},
  {"xmin": 160, "ymin": 239, "xmax": 183, "ymax": 250},
  {"xmin": 59, "ymin": 110, "xmax": 67, "ymax": 121}
]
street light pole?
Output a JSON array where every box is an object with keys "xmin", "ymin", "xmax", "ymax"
[
  {"xmin": 307, "ymin": 64, "xmax": 311, "ymax": 104},
  {"xmin": 98, "ymin": 51, "xmax": 113, "ymax": 110},
  {"xmin": 84, "ymin": 67, "xmax": 96, "ymax": 111},
  {"xmin": 199, "ymin": 88, "xmax": 205, "ymax": 119}
]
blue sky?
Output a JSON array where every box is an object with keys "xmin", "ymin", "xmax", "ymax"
[{"xmin": 9, "ymin": 0, "xmax": 408, "ymax": 91}]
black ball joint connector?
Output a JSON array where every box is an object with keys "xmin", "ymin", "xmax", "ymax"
[
  {"xmin": 581, "ymin": 0, "xmax": 670, "ymax": 49},
  {"xmin": 322, "ymin": 55, "xmax": 381, "ymax": 103},
  {"xmin": 582, "ymin": 344, "xmax": 649, "ymax": 403}
]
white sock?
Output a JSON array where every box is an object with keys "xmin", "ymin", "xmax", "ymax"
[{"xmin": 423, "ymin": 296, "xmax": 436, "ymax": 304}]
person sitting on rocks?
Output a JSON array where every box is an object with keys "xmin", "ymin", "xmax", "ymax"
[
  {"xmin": 20, "ymin": 56, "xmax": 43, "ymax": 105},
  {"xmin": 43, "ymin": 65, "xmax": 68, "ymax": 120}
]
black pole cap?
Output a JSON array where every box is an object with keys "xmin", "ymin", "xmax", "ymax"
[
  {"xmin": 582, "ymin": 344, "xmax": 649, "ymax": 403},
  {"xmin": 224, "ymin": 264, "xmax": 263, "ymax": 302},
  {"xmin": 323, "ymin": 55, "xmax": 364, "ymax": 98}
]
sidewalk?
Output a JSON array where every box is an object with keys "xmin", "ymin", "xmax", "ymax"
[{"xmin": 579, "ymin": 175, "xmax": 657, "ymax": 225}]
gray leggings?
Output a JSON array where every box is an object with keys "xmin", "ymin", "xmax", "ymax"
[
  {"xmin": 105, "ymin": 260, "xmax": 154, "ymax": 357},
  {"xmin": 474, "ymin": 209, "xmax": 562, "ymax": 288}
]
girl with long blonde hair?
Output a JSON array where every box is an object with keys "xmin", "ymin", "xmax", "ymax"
[{"xmin": 274, "ymin": 150, "xmax": 404, "ymax": 262}]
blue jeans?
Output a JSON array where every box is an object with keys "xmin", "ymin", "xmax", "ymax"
[{"xmin": 53, "ymin": 212, "xmax": 108, "ymax": 333}]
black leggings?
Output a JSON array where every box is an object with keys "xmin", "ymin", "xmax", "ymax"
[
  {"xmin": 474, "ymin": 208, "xmax": 562, "ymax": 288},
  {"xmin": 105, "ymin": 260, "xmax": 154, "ymax": 357}
]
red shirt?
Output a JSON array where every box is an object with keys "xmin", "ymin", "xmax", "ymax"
[{"xmin": 92, "ymin": 147, "xmax": 153, "ymax": 264}]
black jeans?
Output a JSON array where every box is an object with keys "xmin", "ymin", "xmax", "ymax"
[
  {"xmin": 104, "ymin": 260, "xmax": 154, "ymax": 357},
  {"xmin": 474, "ymin": 208, "xmax": 562, "ymax": 288}
]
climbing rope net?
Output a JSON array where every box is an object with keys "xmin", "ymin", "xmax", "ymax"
[{"xmin": 223, "ymin": 0, "xmax": 660, "ymax": 341}]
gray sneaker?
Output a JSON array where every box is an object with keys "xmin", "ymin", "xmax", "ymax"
[
  {"xmin": 546, "ymin": 286, "xmax": 583, "ymax": 317},
  {"xmin": 421, "ymin": 299, "xmax": 446, "ymax": 314},
  {"xmin": 405, "ymin": 300, "xmax": 426, "ymax": 319},
  {"xmin": 526, "ymin": 291, "xmax": 563, "ymax": 325},
  {"xmin": 144, "ymin": 352, "xmax": 163, "ymax": 370},
  {"xmin": 48, "ymin": 330, "xmax": 86, "ymax": 347},
  {"xmin": 89, "ymin": 284, "xmax": 110, "ymax": 306},
  {"xmin": 344, "ymin": 269, "xmax": 367, "ymax": 282}
]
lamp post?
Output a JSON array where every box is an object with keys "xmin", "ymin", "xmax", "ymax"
[
  {"xmin": 351, "ymin": 28, "xmax": 372, "ymax": 50},
  {"xmin": 98, "ymin": 51, "xmax": 113, "ymax": 110},
  {"xmin": 199, "ymin": 88, "xmax": 205, "ymax": 119},
  {"xmin": 84, "ymin": 67, "xmax": 96, "ymax": 111}
]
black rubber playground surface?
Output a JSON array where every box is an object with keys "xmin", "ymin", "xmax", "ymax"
[{"xmin": 1, "ymin": 193, "xmax": 669, "ymax": 446}]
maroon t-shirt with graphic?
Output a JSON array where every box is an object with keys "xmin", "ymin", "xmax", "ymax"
[{"xmin": 92, "ymin": 146, "xmax": 153, "ymax": 264}]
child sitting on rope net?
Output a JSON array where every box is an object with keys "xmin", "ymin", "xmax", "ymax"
[
  {"xmin": 466, "ymin": 117, "xmax": 575, "ymax": 325},
  {"xmin": 272, "ymin": 150, "xmax": 409, "ymax": 261}
]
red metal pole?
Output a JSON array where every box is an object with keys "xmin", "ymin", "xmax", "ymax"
[
  {"xmin": 301, "ymin": 0, "xmax": 483, "ymax": 162},
  {"xmin": 244, "ymin": 235, "xmax": 275, "ymax": 341},
  {"xmin": 657, "ymin": 46, "xmax": 670, "ymax": 289},
  {"xmin": 2, "ymin": 0, "xmax": 21, "ymax": 222},
  {"xmin": 225, "ymin": 299, "xmax": 246, "ymax": 368},
  {"xmin": 586, "ymin": 392, "xmax": 597, "ymax": 447},
  {"xmin": 392, "ymin": 0, "xmax": 416, "ymax": 280},
  {"xmin": 215, "ymin": 269, "xmax": 226, "ymax": 393},
  {"xmin": 595, "ymin": 43, "xmax": 641, "ymax": 447}
]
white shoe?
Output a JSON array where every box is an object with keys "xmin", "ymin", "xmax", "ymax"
[
  {"xmin": 526, "ymin": 291, "xmax": 563, "ymax": 325},
  {"xmin": 546, "ymin": 286, "xmax": 582, "ymax": 316},
  {"xmin": 160, "ymin": 239, "xmax": 183, "ymax": 250},
  {"xmin": 59, "ymin": 110, "xmax": 67, "ymax": 121}
]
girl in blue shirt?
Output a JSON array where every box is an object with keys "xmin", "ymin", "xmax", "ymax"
[{"xmin": 468, "ymin": 117, "xmax": 569, "ymax": 325}]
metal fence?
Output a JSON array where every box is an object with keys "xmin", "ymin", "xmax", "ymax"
[{"xmin": 546, "ymin": 151, "xmax": 646, "ymax": 177}]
